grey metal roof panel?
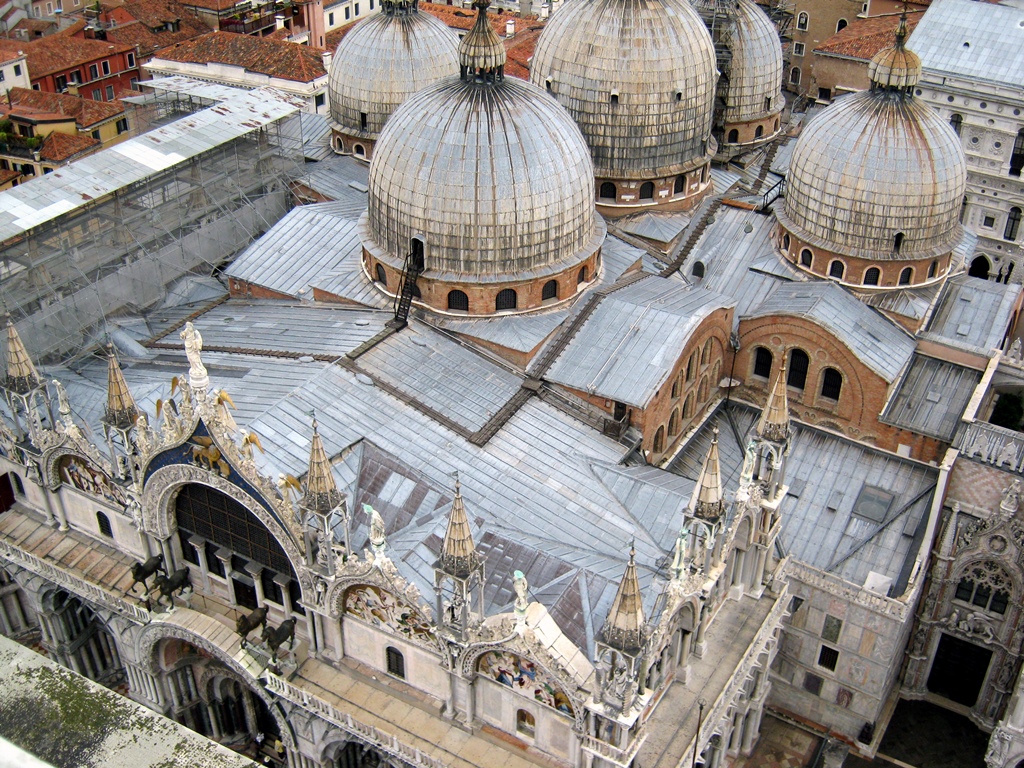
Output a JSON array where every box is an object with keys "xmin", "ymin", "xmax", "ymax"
[
  {"xmin": 669, "ymin": 405, "xmax": 938, "ymax": 593},
  {"xmin": 746, "ymin": 281, "xmax": 916, "ymax": 381},
  {"xmin": 924, "ymin": 273, "xmax": 1021, "ymax": 352},
  {"xmin": 294, "ymin": 154, "xmax": 371, "ymax": 218},
  {"xmin": 545, "ymin": 276, "xmax": 734, "ymax": 406},
  {"xmin": 910, "ymin": 0, "xmax": 1024, "ymax": 88},
  {"xmin": 140, "ymin": 75, "xmax": 251, "ymax": 102},
  {"xmin": 616, "ymin": 211, "xmax": 695, "ymax": 244},
  {"xmin": 683, "ymin": 205, "xmax": 801, "ymax": 319},
  {"xmin": 0, "ymin": 88, "xmax": 301, "ymax": 244},
  {"xmin": 881, "ymin": 354, "xmax": 982, "ymax": 440},
  {"xmin": 225, "ymin": 203, "xmax": 362, "ymax": 298}
]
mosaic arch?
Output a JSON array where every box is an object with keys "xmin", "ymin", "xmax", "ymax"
[
  {"xmin": 58, "ymin": 454, "xmax": 128, "ymax": 506},
  {"xmin": 477, "ymin": 650, "xmax": 575, "ymax": 716},
  {"xmin": 343, "ymin": 585, "xmax": 434, "ymax": 646}
]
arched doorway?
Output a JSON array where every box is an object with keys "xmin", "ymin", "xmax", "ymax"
[
  {"xmin": 326, "ymin": 740, "xmax": 387, "ymax": 768},
  {"xmin": 969, "ymin": 255, "xmax": 991, "ymax": 279},
  {"xmin": 42, "ymin": 590, "xmax": 123, "ymax": 685}
]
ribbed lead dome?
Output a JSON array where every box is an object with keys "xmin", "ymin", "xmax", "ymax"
[
  {"xmin": 365, "ymin": 0, "xmax": 601, "ymax": 284},
  {"xmin": 779, "ymin": 30, "xmax": 965, "ymax": 263},
  {"xmin": 328, "ymin": 0, "xmax": 460, "ymax": 140},
  {"xmin": 721, "ymin": 0, "xmax": 783, "ymax": 125},
  {"xmin": 530, "ymin": 0, "xmax": 717, "ymax": 179}
]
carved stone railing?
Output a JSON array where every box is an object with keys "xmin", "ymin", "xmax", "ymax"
[
  {"xmin": 262, "ymin": 672, "xmax": 449, "ymax": 768},
  {"xmin": 581, "ymin": 730, "xmax": 648, "ymax": 767},
  {"xmin": 954, "ymin": 421, "xmax": 1024, "ymax": 475},
  {"xmin": 0, "ymin": 538, "xmax": 151, "ymax": 624},
  {"xmin": 787, "ymin": 561, "xmax": 909, "ymax": 621}
]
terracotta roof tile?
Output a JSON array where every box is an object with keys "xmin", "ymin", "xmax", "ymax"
[
  {"xmin": 19, "ymin": 30, "xmax": 134, "ymax": 77},
  {"xmin": 153, "ymin": 30, "xmax": 327, "ymax": 81},
  {"xmin": 12, "ymin": 18, "xmax": 58, "ymax": 35},
  {"xmin": 0, "ymin": 168, "xmax": 20, "ymax": 185},
  {"xmin": 504, "ymin": 23, "xmax": 542, "ymax": 81},
  {"xmin": 6, "ymin": 86, "xmax": 124, "ymax": 127},
  {"xmin": 39, "ymin": 131, "xmax": 100, "ymax": 162},
  {"xmin": 814, "ymin": 12, "xmax": 922, "ymax": 60},
  {"xmin": 324, "ymin": 19, "xmax": 358, "ymax": 51},
  {"xmin": 420, "ymin": 2, "xmax": 533, "ymax": 35}
]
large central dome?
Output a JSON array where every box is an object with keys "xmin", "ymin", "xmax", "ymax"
[
  {"xmin": 530, "ymin": 0, "xmax": 717, "ymax": 216},
  {"xmin": 360, "ymin": 0, "xmax": 604, "ymax": 316}
]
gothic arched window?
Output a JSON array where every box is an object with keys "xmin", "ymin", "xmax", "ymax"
[
  {"xmin": 788, "ymin": 349, "xmax": 809, "ymax": 390},
  {"xmin": 954, "ymin": 561, "xmax": 1013, "ymax": 615}
]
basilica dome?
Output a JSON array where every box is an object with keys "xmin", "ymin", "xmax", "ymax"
[
  {"xmin": 776, "ymin": 18, "xmax": 966, "ymax": 289},
  {"xmin": 529, "ymin": 0, "xmax": 717, "ymax": 216},
  {"xmin": 360, "ymin": 0, "xmax": 604, "ymax": 316},
  {"xmin": 327, "ymin": 0, "xmax": 460, "ymax": 160}
]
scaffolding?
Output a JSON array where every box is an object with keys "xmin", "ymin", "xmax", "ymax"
[{"xmin": 0, "ymin": 87, "xmax": 308, "ymax": 365}]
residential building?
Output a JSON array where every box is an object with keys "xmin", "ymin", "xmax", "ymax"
[
  {"xmin": 910, "ymin": 0, "xmax": 1024, "ymax": 286},
  {"xmin": 0, "ymin": 87, "xmax": 130, "ymax": 182},
  {"xmin": 811, "ymin": 11, "xmax": 921, "ymax": 100},
  {"xmin": 79, "ymin": 0, "xmax": 211, "ymax": 66},
  {"xmin": 0, "ymin": 24, "xmax": 141, "ymax": 99},
  {"xmin": 0, "ymin": 50, "xmax": 29, "ymax": 90},
  {"xmin": 177, "ymin": 0, "xmax": 327, "ymax": 46},
  {"xmin": 146, "ymin": 31, "xmax": 329, "ymax": 112}
]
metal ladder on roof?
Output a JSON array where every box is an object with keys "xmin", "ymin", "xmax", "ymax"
[{"xmin": 391, "ymin": 246, "xmax": 424, "ymax": 328}]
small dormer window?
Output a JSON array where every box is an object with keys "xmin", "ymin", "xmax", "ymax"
[
  {"xmin": 610, "ymin": 91, "xmax": 619, "ymax": 105},
  {"xmin": 675, "ymin": 91, "xmax": 683, "ymax": 102},
  {"xmin": 545, "ymin": 77, "xmax": 552, "ymax": 92}
]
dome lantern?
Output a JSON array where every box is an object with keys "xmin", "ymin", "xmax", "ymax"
[{"xmin": 459, "ymin": 0, "xmax": 505, "ymax": 82}]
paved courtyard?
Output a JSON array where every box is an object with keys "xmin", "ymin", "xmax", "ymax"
[
  {"xmin": 843, "ymin": 700, "xmax": 988, "ymax": 768},
  {"xmin": 733, "ymin": 714, "xmax": 822, "ymax": 768}
]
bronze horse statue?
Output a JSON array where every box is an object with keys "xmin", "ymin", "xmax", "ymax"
[
  {"xmin": 129, "ymin": 554, "xmax": 165, "ymax": 594},
  {"xmin": 261, "ymin": 618, "xmax": 296, "ymax": 662},
  {"xmin": 235, "ymin": 605, "xmax": 269, "ymax": 644},
  {"xmin": 152, "ymin": 567, "xmax": 192, "ymax": 608}
]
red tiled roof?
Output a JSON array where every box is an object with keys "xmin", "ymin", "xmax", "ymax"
[
  {"xmin": 12, "ymin": 18, "xmax": 58, "ymax": 34},
  {"xmin": 177, "ymin": 0, "xmax": 245, "ymax": 13},
  {"xmin": 420, "ymin": 2, "xmax": 534, "ymax": 35},
  {"xmin": 6, "ymin": 87, "xmax": 124, "ymax": 127},
  {"xmin": 19, "ymin": 29, "xmax": 134, "ymax": 77},
  {"xmin": 39, "ymin": 130, "xmax": 100, "ymax": 162},
  {"xmin": 504, "ymin": 24, "xmax": 542, "ymax": 81},
  {"xmin": 153, "ymin": 30, "xmax": 327, "ymax": 82},
  {"xmin": 814, "ymin": 12, "xmax": 922, "ymax": 60},
  {"xmin": 324, "ymin": 19, "xmax": 358, "ymax": 51},
  {"xmin": 0, "ymin": 168, "xmax": 20, "ymax": 185},
  {"xmin": 105, "ymin": 2, "xmax": 209, "ymax": 58}
]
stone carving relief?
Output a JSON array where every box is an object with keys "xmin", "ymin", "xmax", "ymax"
[
  {"xmin": 477, "ymin": 649, "xmax": 575, "ymax": 716},
  {"xmin": 343, "ymin": 584, "xmax": 435, "ymax": 648}
]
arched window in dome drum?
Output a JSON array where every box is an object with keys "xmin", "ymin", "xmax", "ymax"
[
  {"xmin": 899, "ymin": 267, "xmax": 913, "ymax": 285},
  {"xmin": 410, "ymin": 236, "xmax": 425, "ymax": 271},
  {"xmin": 836, "ymin": 18, "xmax": 847, "ymax": 32},
  {"xmin": 864, "ymin": 267, "xmax": 880, "ymax": 286},
  {"xmin": 578, "ymin": 267, "xmax": 588, "ymax": 285},
  {"xmin": 790, "ymin": 67, "xmax": 801, "ymax": 85},
  {"xmin": 820, "ymin": 368, "xmax": 842, "ymax": 400},
  {"xmin": 783, "ymin": 233, "xmax": 791, "ymax": 250},
  {"xmin": 755, "ymin": 125, "xmax": 763, "ymax": 140},
  {"xmin": 496, "ymin": 289, "xmax": 517, "ymax": 311},
  {"xmin": 1005, "ymin": 207, "xmax": 1022, "ymax": 241},
  {"xmin": 639, "ymin": 182, "xmax": 654, "ymax": 200},
  {"xmin": 727, "ymin": 129, "xmax": 739, "ymax": 143},
  {"xmin": 797, "ymin": 11, "xmax": 808, "ymax": 30},
  {"xmin": 674, "ymin": 175, "xmax": 685, "ymax": 194},
  {"xmin": 692, "ymin": 261, "xmax": 705, "ymax": 279},
  {"xmin": 828, "ymin": 260, "xmax": 845, "ymax": 279},
  {"xmin": 788, "ymin": 349, "xmax": 809, "ymax": 390},
  {"xmin": 800, "ymin": 248, "xmax": 812, "ymax": 267},
  {"xmin": 447, "ymin": 290, "xmax": 469, "ymax": 311},
  {"xmin": 929, "ymin": 260, "xmax": 939, "ymax": 279},
  {"xmin": 375, "ymin": 264, "xmax": 387, "ymax": 285},
  {"xmin": 599, "ymin": 182, "xmax": 616, "ymax": 200},
  {"xmin": 542, "ymin": 280, "xmax": 558, "ymax": 301},
  {"xmin": 354, "ymin": 144, "xmax": 365, "ymax": 157},
  {"xmin": 360, "ymin": 112, "xmax": 367, "ymax": 130},
  {"xmin": 893, "ymin": 232, "xmax": 905, "ymax": 254},
  {"xmin": 949, "ymin": 113, "xmax": 963, "ymax": 136},
  {"xmin": 653, "ymin": 426, "xmax": 665, "ymax": 454},
  {"xmin": 1011, "ymin": 129, "xmax": 1024, "ymax": 177},
  {"xmin": 753, "ymin": 347, "xmax": 772, "ymax": 379}
]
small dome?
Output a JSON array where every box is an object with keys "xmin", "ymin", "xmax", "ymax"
[
  {"xmin": 867, "ymin": 18, "xmax": 921, "ymax": 90},
  {"xmin": 328, "ymin": 0, "xmax": 460, "ymax": 140},
  {"xmin": 779, "ymin": 85, "xmax": 966, "ymax": 263},
  {"xmin": 721, "ymin": 0, "xmax": 783, "ymax": 125},
  {"xmin": 363, "ymin": 0, "xmax": 602, "ymax": 311},
  {"xmin": 530, "ymin": 0, "xmax": 717, "ymax": 180}
]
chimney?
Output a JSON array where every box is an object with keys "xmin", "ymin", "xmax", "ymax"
[
  {"xmin": 520, "ymin": 0, "xmax": 531, "ymax": 16},
  {"xmin": 321, "ymin": 49, "xmax": 332, "ymax": 69},
  {"xmin": 539, "ymin": 2, "xmax": 548, "ymax": 17},
  {"xmin": 505, "ymin": 17, "xmax": 514, "ymax": 37},
  {"xmin": 275, "ymin": 13, "xmax": 285, "ymax": 29}
]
